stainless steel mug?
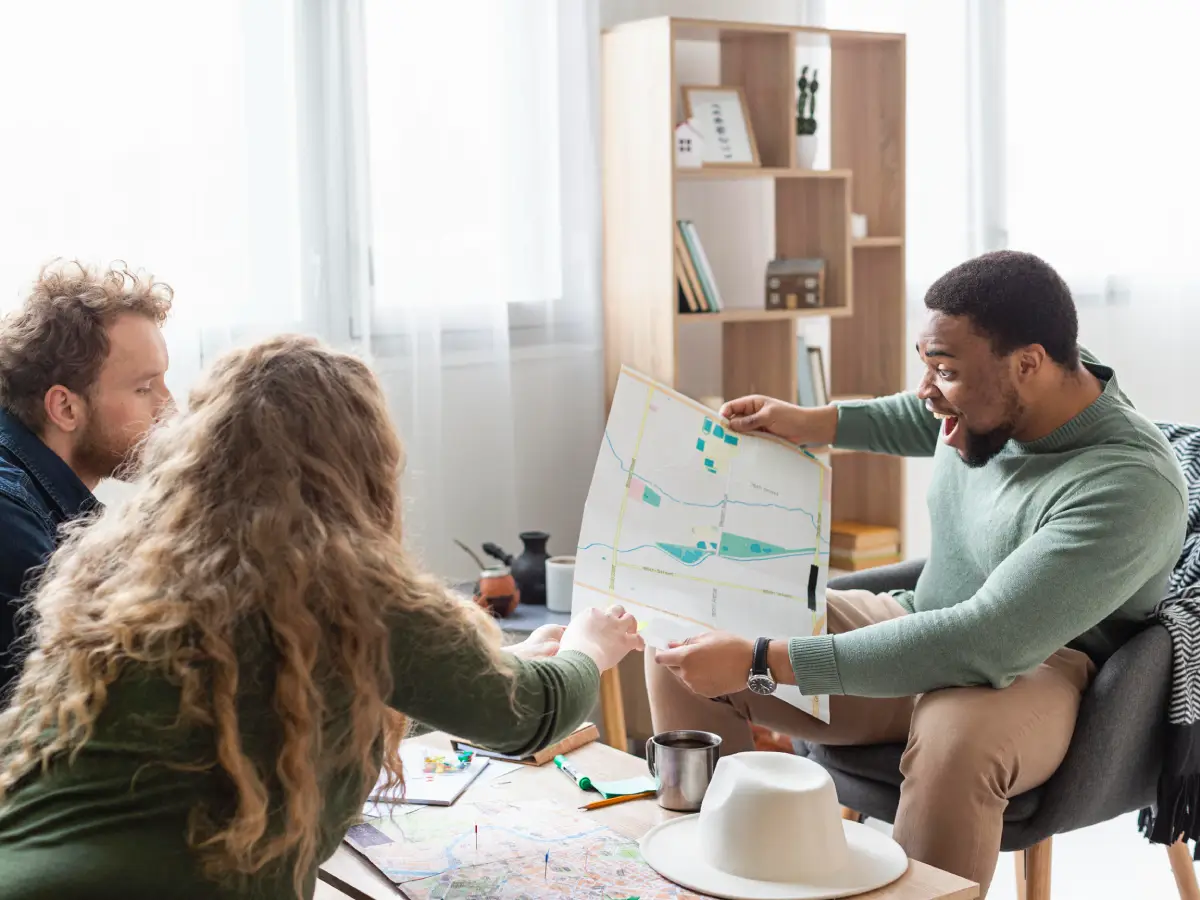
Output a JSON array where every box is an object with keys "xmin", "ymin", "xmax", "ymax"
[{"xmin": 645, "ymin": 730, "xmax": 722, "ymax": 812}]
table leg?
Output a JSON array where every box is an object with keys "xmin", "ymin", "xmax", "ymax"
[{"xmin": 599, "ymin": 667, "xmax": 628, "ymax": 752}]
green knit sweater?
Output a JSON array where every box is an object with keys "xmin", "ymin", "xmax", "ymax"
[
  {"xmin": 0, "ymin": 607, "xmax": 599, "ymax": 899},
  {"xmin": 788, "ymin": 353, "xmax": 1187, "ymax": 698}
]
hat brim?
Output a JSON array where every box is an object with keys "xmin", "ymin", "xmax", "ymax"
[{"xmin": 640, "ymin": 815, "xmax": 909, "ymax": 900}]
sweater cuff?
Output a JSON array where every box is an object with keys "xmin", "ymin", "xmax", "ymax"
[
  {"xmin": 889, "ymin": 589, "xmax": 916, "ymax": 613},
  {"xmin": 832, "ymin": 403, "xmax": 876, "ymax": 451},
  {"xmin": 788, "ymin": 635, "xmax": 845, "ymax": 696}
]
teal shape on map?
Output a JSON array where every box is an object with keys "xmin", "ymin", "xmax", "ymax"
[
  {"xmin": 696, "ymin": 438, "xmax": 705, "ymax": 451},
  {"xmin": 713, "ymin": 424, "xmax": 725, "ymax": 439},
  {"xmin": 656, "ymin": 543, "xmax": 713, "ymax": 565},
  {"xmin": 724, "ymin": 433, "xmax": 739, "ymax": 446},
  {"xmin": 719, "ymin": 532, "xmax": 792, "ymax": 559},
  {"xmin": 704, "ymin": 458, "xmax": 714, "ymax": 467},
  {"xmin": 703, "ymin": 419, "xmax": 713, "ymax": 434},
  {"xmin": 642, "ymin": 486, "xmax": 661, "ymax": 507}
]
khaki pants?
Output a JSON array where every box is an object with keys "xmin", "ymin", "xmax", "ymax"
[{"xmin": 644, "ymin": 589, "xmax": 1095, "ymax": 897}]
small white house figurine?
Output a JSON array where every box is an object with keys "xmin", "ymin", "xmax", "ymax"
[{"xmin": 675, "ymin": 119, "xmax": 704, "ymax": 168}]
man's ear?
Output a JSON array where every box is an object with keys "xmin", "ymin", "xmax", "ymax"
[
  {"xmin": 1015, "ymin": 345, "xmax": 1047, "ymax": 380},
  {"xmin": 43, "ymin": 385, "xmax": 85, "ymax": 435}
]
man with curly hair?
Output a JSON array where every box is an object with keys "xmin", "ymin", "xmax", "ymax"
[{"xmin": 0, "ymin": 261, "xmax": 172, "ymax": 692}]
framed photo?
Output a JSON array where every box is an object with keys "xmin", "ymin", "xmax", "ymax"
[
  {"xmin": 807, "ymin": 347, "xmax": 829, "ymax": 407},
  {"xmin": 682, "ymin": 85, "xmax": 760, "ymax": 167}
]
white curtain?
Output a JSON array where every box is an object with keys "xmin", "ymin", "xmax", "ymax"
[
  {"xmin": 0, "ymin": 0, "xmax": 304, "ymax": 398},
  {"xmin": 360, "ymin": 0, "xmax": 605, "ymax": 579},
  {"xmin": 1003, "ymin": 0, "xmax": 1200, "ymax": 427}
]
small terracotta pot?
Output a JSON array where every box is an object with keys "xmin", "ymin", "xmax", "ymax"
[{"xmin": 474, "ymin": 567, "xmax": 519, "ymax": 618}]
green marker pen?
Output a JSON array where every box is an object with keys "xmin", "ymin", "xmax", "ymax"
[{"xmin": 553, "ymin": 754, "xmax": 591, "ymax": 791}]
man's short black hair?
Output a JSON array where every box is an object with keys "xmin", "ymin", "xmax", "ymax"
[{"xmin": 924, "ymin": 250, "xmax": 1080, "ymax": 368}]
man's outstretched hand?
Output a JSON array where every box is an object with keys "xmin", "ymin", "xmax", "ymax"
[
  {"xmin": 719, "ymin": 395, "xmax": 838, "ymax": 447},
  {"xmin": 653, "ymin": 631, "xmax": 756, "ymax": 698}
]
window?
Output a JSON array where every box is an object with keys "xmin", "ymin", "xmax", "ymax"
[
  {"xmin": 0, "ymin": 0, "xmax": 303, "ymax": 390},
  {"xmin": 362, "ymin": 0, "xmax": 567, "ymax": 334}
]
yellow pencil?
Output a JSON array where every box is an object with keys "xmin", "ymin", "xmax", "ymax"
[{"xmin": 578, "ymin": 790, "xmax": 657, "ymax": 811}]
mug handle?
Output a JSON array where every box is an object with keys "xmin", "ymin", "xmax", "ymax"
[{"xmin": 645, "ymin": 738, "xmax": 656, "ymax": 777}]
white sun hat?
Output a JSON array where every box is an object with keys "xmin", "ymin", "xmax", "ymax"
[{"xmin": 640, "ymin": 751, "xmax": 908, "ymax": 900}]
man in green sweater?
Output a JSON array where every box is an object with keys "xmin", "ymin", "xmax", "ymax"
[{"xmin": 647, "ymin": 250, "xmax": 1186, "ymax": 896}]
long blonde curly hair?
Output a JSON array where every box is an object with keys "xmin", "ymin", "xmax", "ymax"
[{"xmin": 0, "ymin": 335, "xmax": 509, "ymax": 895}]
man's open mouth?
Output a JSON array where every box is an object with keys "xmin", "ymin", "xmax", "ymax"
[{"xmin": 930, "ymin": 409, "xmax": 962, "ymax": 447}]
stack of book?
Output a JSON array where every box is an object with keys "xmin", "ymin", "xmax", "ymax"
[
  {"xmin": 829, "ymin": 521, "xmax": 902, "ymax": 572},
  {"xmin": 674, "ymin": 219, "xmax": 723, "ymax": 313}
]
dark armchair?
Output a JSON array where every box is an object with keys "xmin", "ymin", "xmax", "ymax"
[{"xmin": 795, "ymin": 560, "xmax": 1198, "ymax": 900}]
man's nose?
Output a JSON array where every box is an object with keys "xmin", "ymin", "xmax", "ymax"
[
  {"xmin": 156, "ymin": 389, "xmax": 176, "ymax": 418},
  {"xmin": 915, "ymin": 371, "xmax": 938, "ymax": 401}
]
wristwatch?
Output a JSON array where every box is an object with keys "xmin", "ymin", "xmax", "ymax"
[{"xmin": 747, "ymin": 637, "xmax": 778, "ymax": 695}]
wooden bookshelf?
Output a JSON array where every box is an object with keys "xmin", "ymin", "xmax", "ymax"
[{"xmin": 601, "ymin": 15, "xmax": 907, "ymax": 537}]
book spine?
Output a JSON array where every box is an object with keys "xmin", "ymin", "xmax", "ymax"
[
  {"xmin": 674, "ymin": 246, "xmax": 700, "ymax": 312},
  {"xmin": 683, "ymin": 220, "xmax": 724, "ymax": 311},
  {"xmin": 796, "ymin": 335, "xmax": 817, "ymax": 407},
  {"xmin": 674, "ymin": 222, "xmax": 710, "ymax": 312}
]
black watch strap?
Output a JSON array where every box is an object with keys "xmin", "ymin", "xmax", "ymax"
[{"xmin": 752, "ymin": 637, "xmax": 771, "ymax": 675}]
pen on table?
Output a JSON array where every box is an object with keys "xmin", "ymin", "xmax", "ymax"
[
  {"xmin": 553, "ymin": 754, "xmax": 592, "ymax": 791},
  {"xmin": 578, "ymin": 790, "xmax": 657, "ymax": 811}
]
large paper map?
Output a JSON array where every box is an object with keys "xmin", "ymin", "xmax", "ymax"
[
  {"xmin": 345, "ymin": 800, "xmax": 704, "ymax": 899},
  {"xmin": 575, "ymin": 367, "xmax": 831, "ymax": 721}
]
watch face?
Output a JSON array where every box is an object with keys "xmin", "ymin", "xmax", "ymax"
[{"xmin": 747, "ymin": 674, "xmax": 777, "ymax": 696}]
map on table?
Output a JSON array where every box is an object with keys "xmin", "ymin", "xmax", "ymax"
[
  {"xmin": 344, "ymin": 799, "xmax": 705, "ymax": 899},
  {"xmin": 575, "ymin": 366, "xmax": 832, "ymax": 722}
]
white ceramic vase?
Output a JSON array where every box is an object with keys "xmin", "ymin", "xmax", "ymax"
[{"xmin": 795, "ymin": 134, "xmax": 818, "ymax": 169}]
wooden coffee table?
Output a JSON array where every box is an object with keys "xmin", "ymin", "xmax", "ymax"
[{"xmin": 318, "ymin": 733, "xmax": 978, "ymax": 900}]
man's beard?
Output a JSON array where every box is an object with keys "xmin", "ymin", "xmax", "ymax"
[
  {"xmin": 960, "ymin": 423, "xmax": 1016, "ymax": 468},
  {"xmin": 75, "ymin": 418, "xmax": 141, "ymax": 482},
  {"xmin": 959, "ymin": 386, "xmax": 1022, "ymax": 468}
]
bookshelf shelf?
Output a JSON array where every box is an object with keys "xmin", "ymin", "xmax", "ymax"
[
  {"xmin": 676, "ymin": 307, "xmax": 852, "ymax": 324},
  {"xmin": 602, "ymin": 15, "xmax": 907, "ymax": 542},
  {"xmin": 675, "ymin": 167, "xmax": 852, "ymax": 181}
]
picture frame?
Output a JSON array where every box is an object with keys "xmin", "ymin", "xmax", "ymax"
[
  {"xmin": 681, "ymin": 85, "xmax": 760, "ymax": 167},
  {"xmin": 807, "ymin": 347, "xmax": 829, "ymax": 407}
]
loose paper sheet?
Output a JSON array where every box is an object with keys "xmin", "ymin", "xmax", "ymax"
[{"xmin": 574, "ymin": 367, "xmax": 832, "ymax": 722}]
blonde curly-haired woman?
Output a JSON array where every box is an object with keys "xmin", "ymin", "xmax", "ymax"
[{"xmin": 0, "ymin": 335, "xmax": 642, "ymax": 899}]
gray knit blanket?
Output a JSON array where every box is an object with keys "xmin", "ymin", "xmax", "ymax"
[{"xmin": 1141, "ymin": 422, "xmax": 1200, "ymax": 853}]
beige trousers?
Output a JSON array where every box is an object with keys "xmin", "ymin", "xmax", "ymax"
[{"xmin": 644, "ymin": 589, "xmax": 1095, "ymax": 897}]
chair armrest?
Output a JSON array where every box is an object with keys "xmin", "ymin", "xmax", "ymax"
[
  {"xmin": 1029, "ymin": 623, "xmax": 1171, "ymax": 837},
  {"xmin": 828, "ymin": 559, "xmax": 925, "ymax": 594}
]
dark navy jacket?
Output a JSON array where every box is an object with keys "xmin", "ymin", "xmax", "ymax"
[{"xmin": 0, "ymin": 408, "xmax": 96, "ymax": 694}]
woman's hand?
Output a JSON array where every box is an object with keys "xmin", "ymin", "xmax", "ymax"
[
  {"xmin": 559, "ymin": 605, "xmax": 644, "ymax": 671},
  {"xmin": 505, "ymin": 624, "xmax": 565, "ymax": 660}
]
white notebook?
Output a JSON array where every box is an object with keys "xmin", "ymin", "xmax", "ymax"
[{"xmin": 367, "ymin": 744, "xmax": 490, "ymax": 808}]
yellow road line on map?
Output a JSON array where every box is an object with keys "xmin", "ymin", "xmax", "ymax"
[
  {"xmin": 613, "ymin": 561, "xmax": 804, "ymax": 602},
  {"xmin": 573, "ymin": 581, "xmax": 716, "ymax": 631},
  {"xmin": 609, "ymin": 387, "xmax": 655, "ymax": 589},
  {"xmin": 811, "ymin": 465, "xmax": 826, "ymax": 569},
  {"xmin": 812, "ymin": 613, "xmax": 826, "ymax": 636}
]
